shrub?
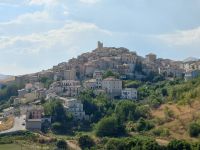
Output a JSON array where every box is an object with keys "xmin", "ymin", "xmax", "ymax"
[
  {"xmin": 167, "ymin": 140, "xmax": 191, "ymax": 150},
  {"xmin": 78, "ymin": 135, "xmax": 95, "ymax": 149},
  {"xmin": 56, "ymin": 139, "xmax": 68, "ymax": 150},
  {"xmin": 105, "ymin": 137, "xmax": 163, "ymax": 150},
  {"xmin": 95, "ymin": 116, "xmax": 125, "ymax": 137},
  {"xmin": 136, "ymin": 118, "xmax": 154, "ymax": 132},
  {"xmin": 51, "ymin": 122, "xmax": 65, "ymax": 133},
  {"xmin": 188, "ymin": 122, "xmax": 200, "ymax": 137},
  {"xmin": 152, "ymin": 128, "xmax": 170, "ymax": 137},
  {"xmin": 105, "ymin": 139, "xmax": 126, "ymax": 150},
  {"xmin": 164, "ymin": 106, "xmax": 175, "ymax": 120}
]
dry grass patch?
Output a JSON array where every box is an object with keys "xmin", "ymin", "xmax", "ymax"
[
  {"xmin": 0, "ymin": 116, "xmax": 14, "ymax": 132},
  {"xmin": 151, "ymin": 100, "xmax": 200, "ymax": 141}
]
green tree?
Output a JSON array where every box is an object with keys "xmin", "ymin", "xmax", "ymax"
[
  {"xmin": 44, "ymin": 99, "xmax": 69, "ymax": 123},
  {"xmin": 44, "ymin": 99, "xmax": 72, "ymax": 133},
  {"xmin": 95, "ymin": 116, "xmax": 125, "ymax": 137},
  {"xmin": 103, "ymin": 70, "xmax": 119, "ymax": 79},
  {"xmin": 167, "ymin": 140, "xmax": 191, "ymax": 150},
  {"xmin": 78, "ymin": 135, "xmax": 95, "ymax": 149},
  {"xmin": 115, "ymin": 101, "xmax": 136, "ymax": 123},
  {"xmin": 56, "ymin": 139, "xmax": 68, "ymax": 150},
  {"xmin": 136, "ymin": 118, "xmax": 154, "ymax": 132},
  {"xmin": 188, "ymin": 122, "xmax": 200, "ymax": 137}
]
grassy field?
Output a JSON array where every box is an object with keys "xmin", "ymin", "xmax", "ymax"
[
  {"xmin": 0, "ymin": 144, "xmax": 22, "ymax": 150},
  {"xmin": 0, "ymin": 143, "xmax": 56, "ymax": 150}
]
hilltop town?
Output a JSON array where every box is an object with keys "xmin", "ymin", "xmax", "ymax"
[
  {"xmin": 1, "ymin": 42, "xmax": 200, "ymax": 149},
  {"xmin": 15, "ymin": 41, "xmax": 200, "ymax": 84},
  {"xmin": 4, "ymin": 41, "xmax": 200, "ymax": 130}
]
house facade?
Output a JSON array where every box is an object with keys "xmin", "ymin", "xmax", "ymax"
[
  {"xmin": 63, "ymin": 98, "xmax": 88, "ymax": 120},
  {"xmin": 25, "ymin": 107, "xmax": 43, "ymax": 130},
  {"xmin": 102, "ymin": 77, "xmax": 122, "ymax": 98},
  {"xmin": 121, "ymin": 88, "xmax": 137, "ymax": 100}
]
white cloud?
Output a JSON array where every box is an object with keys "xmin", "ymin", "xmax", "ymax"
[
  {"xmin": 0, "ymin": 21, "xmax": 111, "ymax": 54},
  {"xmin": 0, "ymin": 0, "xmax": 109, "ymax": 75},
  {"xmin": 157, "ymin": 26, "xmax": 200, "ymax": 46},
  {"xmin": 0, "ymin": 21, "xmax": 112, "ymax": 75},
  {"xmin": 79, "ymin": 0, "xmax": 100, "ymax": 4},
  {"xmin": 29, "ymin": 0, "xmax": 57, "ymax": 6}
]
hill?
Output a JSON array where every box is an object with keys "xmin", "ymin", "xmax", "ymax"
[
  {"xmin": 183, "ymin": 57, "xmax": 199, "ymax": 62},
  {"xmin": 138, "ymin": 77, "xmax": 200, "ymax": 142},
  {"xmin": 151, "ymin": 100, "xmax": 200, "ymax": 142},
  {"xmin": 0, "ymin": 74, "xmax": 14, "ymax": 83},
  {"xmin": 0, "ymin": 74, "xmax": 11, "ymax": 80}
]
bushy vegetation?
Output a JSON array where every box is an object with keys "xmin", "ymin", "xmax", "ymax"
[
  {"xmin": 78, "ymin": 90, "xmax": 115, "ymax": 123},
  {"xmin": 188, "ymin": 122, "xmax": 200, "ymax": 137},
  {"xmin": 167, "ymin": 77, "xmax": 200, "ymax": 104},
  {"xmin": 104, "ymin": 136, "xmax": 163, "ymax": 150},
  {"xmin": 167, "ymin": 140, "xmax": 191, "ymax": 150},
  {"xmin": 95, "ymin": 116, "xmax": 125, "ymax": 137},
  {"xmin": 152, "ymin": 128, "xmax": 170, "ymax": 137},
  {"xmin": 103, "ymin": 70, "xmax": 120, "ymax": 79},
  {"xmin": 78, "ymin": 135, "xmax": 95, "ymax": 149},
  {"xmin": 0, "ymin": 83, "xmax": 19, "ymax": 102},
  {"xmin": 136, "ymin": 118, "xmax": 155, "ymax": 132},
  {"xmin": 56, "ymin": 139, "xmax": 68, "ymax": 150},
  {"xmin": 43, "ymin": 99, "xmax": 73, "ymax": 133},
  {"xmin": 39, "ymin": 77, "xmax": 53, "ymax": 88}
]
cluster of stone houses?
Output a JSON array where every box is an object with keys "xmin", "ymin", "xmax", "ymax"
[
  {"xmin": 47, "ymin": 80, "xmax": 81, "ymax": 97},
  {"xmin": 14, "ymin": 42, "xmax": 200, "ymax": 86},
  {"xmin": 17, "ymin": 82, "xmax": 47, "ymax": 105},
  {"xmin": 83, "ymin": 70, "xmax": 138, "ymax": 99},
  {"xmin": 9, "ymin": 41, "xmax": 200, "ymax": 131},
  {"xmin": 180, "ymin": 61, "xmax": 200, "ymax": 81}
]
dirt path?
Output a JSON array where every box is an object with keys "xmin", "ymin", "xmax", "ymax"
[
  {"xmin": 67, "ymin": 140, "xmax": 81, "ymax": 150},
  {"xmin": 156, "ymin": 138, "xmax": 169, "ymax": 146}
]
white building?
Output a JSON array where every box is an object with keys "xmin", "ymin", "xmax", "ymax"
[
  {"xmin": 49, "ymin": 80, "xmax": 82, "ymax": 97},
  {"xmin": 63, "ymin": 98, "xmax": 88, "ymax": 120},
  {"xmin": 121, "ymin": 88, "xmax": 137, "ymax": 100},
  {"xmin": 102, "ymin": 77, "xmax": 122, "ymax": 98}
]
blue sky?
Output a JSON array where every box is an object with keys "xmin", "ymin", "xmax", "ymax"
[{"xmin": 1, "ymin": 0, "xmax": 200, "ymax": 75}]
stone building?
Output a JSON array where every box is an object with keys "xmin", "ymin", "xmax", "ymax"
[
  {"xmin": 64, "ymin": 69, "xmax": 76, "ymax": 80},
  {"xmin": 102, "ymin": 77, "xmax": 122, "ymax": 98},
  {"xmin": 146, "ymin": 53, "xmax": 157, "ymax": 62},
  {"xmin": 25, "ymin": 106, "xmax": 43, "ymax": 130}
]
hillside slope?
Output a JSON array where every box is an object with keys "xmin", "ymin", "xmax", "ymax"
[{"xmin": 151, "ymin": 100, "xmax": 200, "ymax": 141}]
